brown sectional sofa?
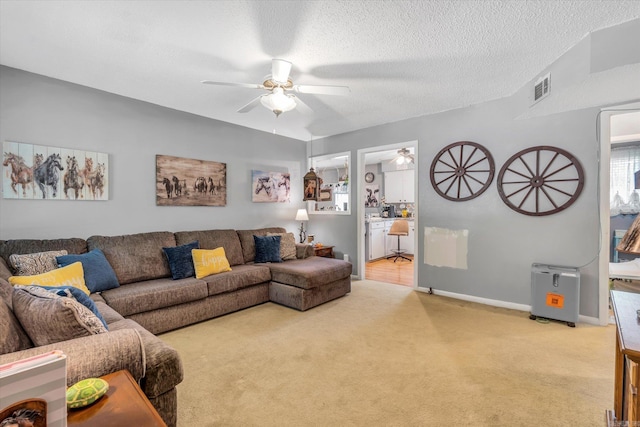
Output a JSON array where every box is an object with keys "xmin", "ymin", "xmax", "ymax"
[{"xmin": 0, "ymin": 227, "xmax": 351, "ymax": 427}]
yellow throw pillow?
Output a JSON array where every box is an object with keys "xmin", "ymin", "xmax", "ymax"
[
  {"xmin": 9, "ymin": 262, "xmax": 90, "ymax": 295},
  {"xmin": 192, "ymin": 247, "xmax": 232, "ymax": 279}
]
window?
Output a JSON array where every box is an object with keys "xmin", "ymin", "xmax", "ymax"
[{"xmin": 611, "ymin": 144, "xmax": 640, "ymax": 215}]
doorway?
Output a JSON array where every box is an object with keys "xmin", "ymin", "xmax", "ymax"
[
  {"xmin": 357, "ymin": 141, "xmax": 418, "ymax": 288},
  {"xmin": 599, "ymin": 104, "xmax": 640, "ymax": 325}
]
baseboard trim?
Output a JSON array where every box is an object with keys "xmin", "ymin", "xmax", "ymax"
[
  {"xmin": 421, "ymin": 288, "xmax": 531, "ymax": 312},
  {"xmin": 416, "ymin": 287, "xmax": 603, "ymax": 326}
]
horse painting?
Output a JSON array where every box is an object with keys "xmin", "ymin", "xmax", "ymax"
[
  {"xmin": 87, "ymin": 163, "xmax": 105, "ymax": 199},
  {"xmin": 2, "ymin": 152, "xmax": 33, "ymax": 197},
  {"xmin": 33, "ymin": 153, "xmax": 64, "ymax": 199},
  {"xmin": 194, "ymin": 177, "xmax": 207, "ymax": 194},
  {"xmin": 255, "ymin": 176, "xmax": 273, "ymax": 197},
  {"xmin": 172, "ymin": 176, "xmax": 182, "ymax": 197},
  {"xmin": 80, "ymin": 157, "xmax": 94, "ymax": 193},
  {"xmin": 63, "ymin": 156, "xmax": 84, "ymax": 199},
  {"xmin": 162, "ymin": 177, "xmax": 173, "ymax": 198}
]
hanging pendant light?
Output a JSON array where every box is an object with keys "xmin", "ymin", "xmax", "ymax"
[{"xmin": 303, "ymin": 136, "xmax": 320, "ymax": 201}]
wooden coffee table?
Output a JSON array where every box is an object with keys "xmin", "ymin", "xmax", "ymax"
[{"xmin": 67, "ymin": 370, "xmax": 166, "ymax": 426}]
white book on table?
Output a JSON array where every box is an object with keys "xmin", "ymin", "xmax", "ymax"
[{"xmin": 0, "ymin": 350, "xmax": 67, "ymax": 427}]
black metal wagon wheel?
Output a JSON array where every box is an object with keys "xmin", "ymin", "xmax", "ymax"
[
  {"xmin": 430, "ymin": 141, "xmax": 495, "ymax": 201},
  {"xmin": 497, "ymin": 146, "xmax": 584, "ymax": 216}
]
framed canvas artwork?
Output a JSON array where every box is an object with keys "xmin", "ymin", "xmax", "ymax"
[
  {"xmin": 3, "ymin": 141, "xmax": 108, "ymax": 200},
  {"xmin": 252, "ymin": 170, "xmax": 290, "ymax": 203},
  {"xmin": 156, "ymin": 154, "xmax": 227, "ymax": 206}
]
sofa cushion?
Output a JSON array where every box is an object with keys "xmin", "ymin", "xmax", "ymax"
[
  {"xmin": 100, "ymin": 277, "xmax": 208, "ymax": 317},
  {"xmin": 236, "ymin": 227, "xmax": 286, "ymax": 264},
  {"xmin": 175, "ymin": 230, "xmax": 244, "ymax": 266},
  {"xmin": 202, "ymin": 264, "xmax": 271, "ymax": 296},
  {"xmin": 12, "ymin": 285, "xmax": 107, "ymax": 346},
  {"xmin": 93, "ymin": 300, "xmax": 125, "ymax": 325},
  {"xmin": 9, "ymin": 262, "xmax": 91, "ymax": 295},
  {"xmin": 267, "ymin": 232, "xmax": 297, "ymax": 261},
  {"xmin": 56, "ymin": 249, "xmax": 120, "ymax": 293},
  {"xmin": 87, "ymin": 232, "xmax": 176, "ymax": 285},
  {"xmin": 0, "ymin": 238, "xmax": 88, "ymax": 274},
  {"xmin": 192, "ymin": 248, "xmax": 232, "ymax": 279},
  {"xmin": 163, "ymin": 241, "xmax": 199, "ymax": 280},
  {"xmin": 9, "ymin": 250, "xmax": 68, "ymax": 276},
  {"xmin": 0, "ymin": 299, "xmax": 33, "ymax": 354},
  {"xmin": 254, "ymin": 235, "xmax": 282, "ymax": 263},
  {"xmin": 268, "ymin": 257, "xmax": 353, "ymax": 290},
  {"xmin": 44, "ymin": 286, "xmax": 108, "ymax": 329}
]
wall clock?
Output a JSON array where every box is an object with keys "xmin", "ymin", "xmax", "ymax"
[
  {"xmin": 496, "ymin": 146, "xmax": 584, "ymax": 216},
  {"xmin": 430, "ymin": 141, "xmax": 495, "ymax": 201},
  {"xmin": 364, "ymin": 172, "xmax": 375, "ymax": 183}
]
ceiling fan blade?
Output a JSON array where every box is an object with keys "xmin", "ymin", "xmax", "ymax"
[
  {"xmin": 201, "ymin": 81, "xmax": 265, "ymax": 90},
  {"xmin": 237, "ymin": 96, "xmax": 264, "ymax": 113},
  {"xmin": 292, "ymin": 84, "xmax": 351, "ymax": 96},
  {"xmin": 290, "ymin": 95, "xmax": 313, "ymax": 114},
  {"xmin": 271, "ymin": 59, "xmax": 292, "ymax": 84}
]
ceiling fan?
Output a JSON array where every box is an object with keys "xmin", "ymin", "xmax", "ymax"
[
  {"xmin": 202, "ymin": 59, "xmax": 350, "ymax": 117},
  {"xmin": 389, "ymin": 148, "xmax": 415, "ymax": 165}
]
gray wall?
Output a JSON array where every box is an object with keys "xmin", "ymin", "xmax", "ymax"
[
  {"xmin": 0, "ymin": 66, "xmax": 306, "ymax": 240},
  {"xmin": 308, "ymin": 20, "xmax": 640, "ymax": 318}
]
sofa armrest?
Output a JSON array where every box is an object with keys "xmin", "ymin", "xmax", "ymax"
[
  {"xmin": 295, "ymin": 244, "xmax": 314, "ymax": 259},
  {"xmin": 0, "ymin": 257, "xmax": 12, "ymax": 282},
  {"xmin": 0, "ymin": 329, "xmax": 145, "ymax": 386}
]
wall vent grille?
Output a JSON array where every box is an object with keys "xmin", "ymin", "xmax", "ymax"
[{"xmin": 532, "ymin": 72, "xmax": 550, "ymax": 105}]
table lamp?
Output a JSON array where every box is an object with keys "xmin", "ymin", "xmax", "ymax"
[{"xmin": 295, "ymin": 209, "xmax": 309, "ymax": 243}]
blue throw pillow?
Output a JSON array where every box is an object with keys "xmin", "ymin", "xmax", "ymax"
[
  {"xmin": 57, "ymin": 249, "xmax": 119, "ymax": 293},
  {"xmin": 163, "ymin": 241, "xmax": 200, "ymax": 280},
  {"xmin": 43, "ymin": 286, "xmax": 108, "ymax": 329},
  {"xmin": 254, "ymin": 235, "xmax": 282, "ymax": 263}
]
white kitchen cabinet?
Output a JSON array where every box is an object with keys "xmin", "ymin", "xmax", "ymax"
[
  {"xmin": 384, "ymin": 170, "xmax": 414, "ymax": 203},
  {"xmin": 368, "ymin": 221, "xmax": 386, "ymax": 260},
  {"xmin": 384, "ymin": 220, "xmax": 397, "ymax": 256},
  {"xmin": 401, "ymin": 221, "xmax": 415, "ymax": 255}
]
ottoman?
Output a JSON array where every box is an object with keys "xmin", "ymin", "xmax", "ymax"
[{"xmin": 268, "ymin": 256, "xmax": 352, "ymax": 311}]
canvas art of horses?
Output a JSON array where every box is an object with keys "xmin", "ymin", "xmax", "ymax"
[
  {"xmin": 80, "ymin": 157, "xmax": 94, "ymax": 192},
  {"xmin": 63, "ymin": 156, "xmax": 84, "ymax": 199},
  {"xmin": 33, "ymin": 153, "xmax": 64, "ymax": 199},
  {"xmin": 2, "ymin": 152, "xmax": 33, "ymax": 197}
]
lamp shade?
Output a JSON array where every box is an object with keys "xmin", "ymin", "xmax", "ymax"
[{"xmin": 295, "ymin": 209, "xmax": 309, "ymax": 221}]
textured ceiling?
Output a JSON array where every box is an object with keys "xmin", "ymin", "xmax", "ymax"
[{"xmin": 1, "ymin": 1, "xmax": 639, "ymax": 141}]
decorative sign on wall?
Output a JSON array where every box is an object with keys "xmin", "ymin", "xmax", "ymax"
[
  {"xmin": 2, "ymin": 141, "xmax": 108, "ymax": 200},
  {"xmin": 156, "ymin": 154, "xmax": 226, "ymax": 206},
  {"xmin": 251, "ymin": 170, "xmax": 290, "ymax": 203}
]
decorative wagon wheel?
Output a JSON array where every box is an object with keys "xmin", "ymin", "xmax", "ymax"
[
  {"xmin": 497, "ymin": 146, "xmax": 584, "ymax": 216},
  {"xmin": 430, "ymin": 141, "xmax": 495, "ymax": 201}
]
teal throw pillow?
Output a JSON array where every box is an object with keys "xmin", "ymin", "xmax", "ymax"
[
  {"xmin": 57, "ymin": 249, "xmax": 119, "ymax": 293},
  {"xmin": 254, "ymin": 235, "xmax": 282, "ymax": 263},
  {"xmin": 163, "ymin": 241, "xmax": 200, "ymax": 280}
]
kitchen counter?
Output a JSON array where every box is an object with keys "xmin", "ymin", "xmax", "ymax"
[{"xmin": 366, "ymin": 217, "xmax": 414, "ymax": 223}]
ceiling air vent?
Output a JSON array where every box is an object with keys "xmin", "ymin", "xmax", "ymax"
[{"xmin": 532, "ymin": 72, "xmax": 550, "ymax": 105}]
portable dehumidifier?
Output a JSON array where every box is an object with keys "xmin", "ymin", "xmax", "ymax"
[{"xmin": 529, "ymin": 263, "xmax": 580, "ymax": 327}]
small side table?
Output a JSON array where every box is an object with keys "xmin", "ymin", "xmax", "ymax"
[
  {"xmin": 314, "ymin": 245, "xmax": 335, "ymax": 258},
  {"xmin": 67, "ymin": 370, "xmax": 166, "ymax": 427}
]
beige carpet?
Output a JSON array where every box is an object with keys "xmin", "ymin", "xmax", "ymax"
[{"xmin": 160, "ymin": 280, "xmax": 615, "ymax": 426}]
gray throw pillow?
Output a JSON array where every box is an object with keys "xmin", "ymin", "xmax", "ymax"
[
  {"xmin": 267, "ymin": 232, "xmax": 297, "ymax": 260},
  {"xmin": 9, "ymin": 250, "xmax": 68, "ymax": 275},
  {"xmin": 12, "ymin": 285, "xmax": 107, "ymax": 346}
]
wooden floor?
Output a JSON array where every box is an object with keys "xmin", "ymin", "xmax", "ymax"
[{"xmin": 365, "ymin": 255, "xmax": 414, "ymax": 287}]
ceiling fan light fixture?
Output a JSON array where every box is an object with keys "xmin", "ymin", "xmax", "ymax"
[{"xmin": 260, "ymin": 87, "xmax": 296, "ymax": 117}]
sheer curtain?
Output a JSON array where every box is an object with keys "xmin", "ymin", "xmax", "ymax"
[{"xmin": 611, "ymin": 144, "xmax": 640, "ymax": 216}]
